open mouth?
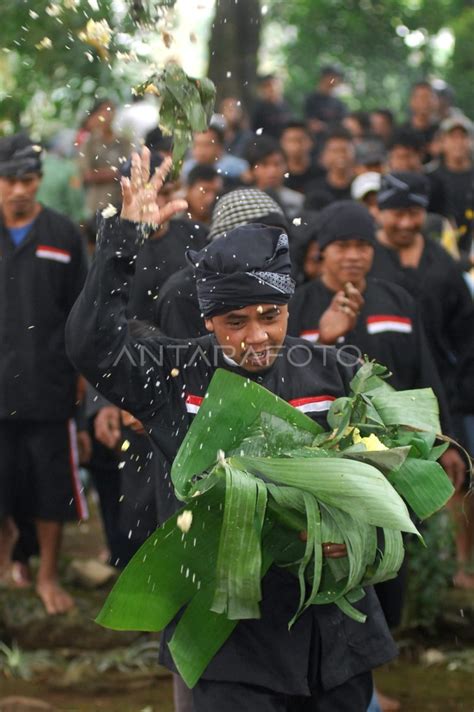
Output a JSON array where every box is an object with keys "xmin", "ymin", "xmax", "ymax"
[{"xmin": 244, "ymin": 349, "xmax": 271, "ymax": 367}]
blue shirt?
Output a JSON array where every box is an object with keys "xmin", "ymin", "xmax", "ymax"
[
  {"xmin": 8, "ymin": 221, "xmax": 34, "ymax": 247},
  {"xmin": 182, "ymin": 154, "xmax": 248, "ymax": 181}
]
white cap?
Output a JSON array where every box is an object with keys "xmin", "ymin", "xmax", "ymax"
[
  {"xmin": 351, "ymin": 172, "xmax": 382, "ymax": 201},
  {"xmin": 440, "ymin": 112, "xmax": 473, "ymax": 136}
]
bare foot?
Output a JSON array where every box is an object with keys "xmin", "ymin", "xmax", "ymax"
[
  {"xmin": 36, "ymin": 578, "xmax": 75, "ymax": 615},
  {"xmin": 453, "ymin": 569, "xmax": 474, "ymax": 590},
  {"xmin": 11, "ymin": 561, "xmax": 33, "ymax": 588},
  {"xmin": 376, "ymin": 689, "xmax": 401, "ymax": 712},
  {"xmin": 0, "ymin": 562, "xmax": 32, "ymax": 589}
]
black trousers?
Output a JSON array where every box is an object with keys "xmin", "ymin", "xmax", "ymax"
[{"xmin": 192, "ymin": 672, "xmax": 373, "ymax": 712}]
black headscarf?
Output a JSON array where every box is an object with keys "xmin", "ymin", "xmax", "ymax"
[
  {"xmin": 0, "ymin": 133, "xmax": 42, "ymax": 177},
  {"xmin": 317, "ymin": 200, "xmax": 376, "ymax": 250},
  {"xmin": 377, "ymin": 172, "xmax": 429, "ymax": 210},
  {"xmin": 187, "ymin": 223, "xmax": 295, "ymax": 317}
]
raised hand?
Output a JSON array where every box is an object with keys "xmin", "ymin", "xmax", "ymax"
[
  {"xmin": 318, "ymin": 282, "xmax": 364, "ymax": 345},
  {"xmin": 120, "ymin": 147, "xmax": 188, "ymax": 225}
]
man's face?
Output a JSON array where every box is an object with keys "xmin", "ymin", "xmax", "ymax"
[
  {"xmin": 321, "ymin": 138, "xmax": 354, "ymax": 172},
  {"xmin": 442, "ymin": 127, "xmax": 472, "ymax": 163},
  {"xmin": 320, "ymin": 73, "xmax": 342, "ymax": 93},
  {"xmin": 192, "ymin": 131, "xmax": 221, "ymax": 164},
  {"xmin": 220, "ymin": 98, "xmax": 242, "ymax": 127},
  {"xmin": 259, "ymin": 78, "xmax": 282, "ymax": 103},
  {"xmin": 379, "ymin": 207, "xmax": 426, "ymax": 247},
  {"xmin": 342, "ymin": 116, "xmax": 364, "ymax": 141},
  {"xmin": 205, "ymin": 304, "xmax": 288, "ymax": 372},
  {"xmin": 321, "ymin": 239, "xmax": 374, "ymax": 287},
  {"xmin": 252, "ymin": 152, "xmax": 286, "ymax": 190},
  {"xmin": 388, "ymin": 145, "xmax": 422, "ymax": 172},
  {"xmin": 0, "ymin": 173, "xmax": 41, "ymax": 219},
  {"xmin": 371, "ymin": 113, "xmax": 392, "ymax": 141},
  {"xmin": 186, "ymin": 178, "xmax": 222, "ymax": 222},
  {"xmin": 410, "ymin": 86, "xmax": 438, "ymax": 116},
  {"xmin": 280, "ymin": 128, "xmax": 312, "ymax": 161}
]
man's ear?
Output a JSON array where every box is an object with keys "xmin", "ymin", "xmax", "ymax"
[{"xmin": 204, "ymin": 318, "xmax": 214, "ymax": 332}]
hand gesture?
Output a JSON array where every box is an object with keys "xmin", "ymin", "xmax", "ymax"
[
  {"xmin": 94, "ymin": 405, "xmax": 121, "ymax": 449},
  {"xmin": 120, "ymin": 147, "xmax": 188, "ymax": 225},
  {"xmin": 121, "ymin": 409, "xmax": 146, "ymax": 436},
  {"xmin": 319, "ymin": 282, "xmax": 364, "ymax": 345}
]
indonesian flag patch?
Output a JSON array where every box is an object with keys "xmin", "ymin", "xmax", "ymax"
[
  {"xmin": 185, "ymin": 394, "xmax": 203, "ymax": 414},
  {"xmin": 300, "ymin": 329, "xmax": 320, "ymax": 343},
  {"xmin": 288, "ymin": 395, "xmax": 336, "ymax": 413},
  {"xmin": 366, "ymin": 315, "xmax": 412, "ymax": 335},
  {"xmin": 36, "ymin": 245, "xmax": 71, "ymax": 263}
]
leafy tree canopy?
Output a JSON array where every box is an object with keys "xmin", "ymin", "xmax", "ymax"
[{"xmin": 267, "ymin": 0, "xmax": 473, "ymax": 118}]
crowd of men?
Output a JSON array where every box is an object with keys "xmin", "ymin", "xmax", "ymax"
[{"xmin": 0, "ymin": 64, "xmax": 473, "ymax": 712}]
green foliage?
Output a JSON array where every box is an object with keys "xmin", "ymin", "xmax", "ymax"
[
  {"xmin": 0, "ymin": 0, "xmax": 118, "ymax": 132},
  {"xmin": 267, "ymin": 0, "xmax": 474, "ymax": 117},
  {"xmin": 446, "ymin": 8, "xmax": 474, "ymax": 118},
  {"xmin": 268, "ymin": 0, "xmax": 426, "ymax": 114},
  {"xmin": 404, "ymin": 510, "xmax": 455, "ymax": 631},
  {"xmin": 0, "ymin": 641, "xmax": 32, "ymax": 680},
  {"xmin": 135, "ymin": 63, "xmax": 216, "ymax": 178}
]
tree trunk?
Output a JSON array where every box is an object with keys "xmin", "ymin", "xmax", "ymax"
[{"xmin": 208, "ymin": 0, "xmax": 261, "ymax": 113}]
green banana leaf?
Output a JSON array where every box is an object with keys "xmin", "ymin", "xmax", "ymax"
[
  {"xmin": 96, "ymin": 485, "xmax": 223, "ymax": 632},
  {"xmin": 229, "ymin": 455, "xmax": 419, "ymax": 535},
  {"xmin": 98, "ymin": 363, "xmax": 454, "ymax": 689},
  {"xmin": 387, "ymin": 457, "xmax": 454, "ymax": 519},
  {"xmin": 172, "ymin": 369, "xmax": 322, "ymax": 497},
  {"xmin": 371, "ymin": 388, "xmax": 441, "ymax": 432},
  {"xmin": 135, "ymin": 62, "xmax": 216, "ymax": 178}
]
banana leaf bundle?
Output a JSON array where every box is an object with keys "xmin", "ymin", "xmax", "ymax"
[
  {"xmin": 134, "ymin": 62, "xmax": 216, "ymax": 178},
  {"xmin": 97, "ymin": 361, "xmax": 455, "ymax": 687}
]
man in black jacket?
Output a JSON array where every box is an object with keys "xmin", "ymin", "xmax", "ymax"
[
  {"xmin": 288, "ymin": 200, "xmax": 453, "ymax": 425},
  {"xmin": 0, "ymin": 133, "xmax": 88, "ymax": 613},
  {"xmin": 372, "ymin": 172, "xmax": 474, "ymax": 588},
  {"xmin": 66, "ymin": 149, "xmax": 396, "ymax": 711}
]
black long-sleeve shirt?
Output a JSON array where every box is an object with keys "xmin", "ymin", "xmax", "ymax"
[
  {"xmin": 66, "ymin": 215, "xmax": 396, "ymax": 695},
  {"xmin": 0, "ymin": 206, "xmax": 88, "ymax": 421},
  {"xmin": 127, "ymin": 218, "xmax": 207, "ymax": 324}
]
